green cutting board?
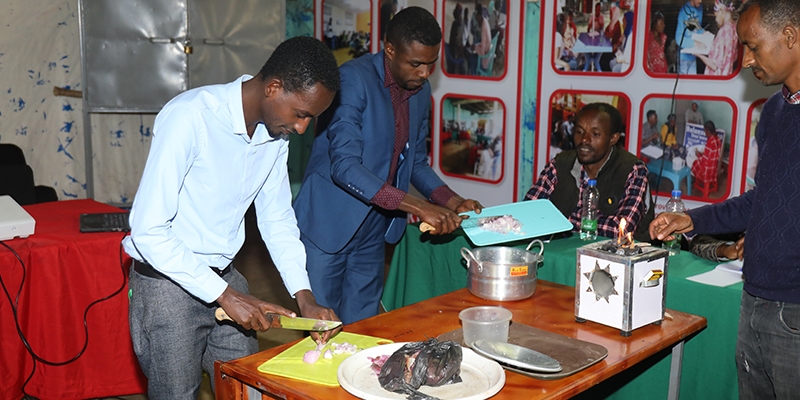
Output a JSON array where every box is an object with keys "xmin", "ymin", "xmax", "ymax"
[{"xmin": 258, "ymin": 332, "xmax": 392, "ymax": 386}]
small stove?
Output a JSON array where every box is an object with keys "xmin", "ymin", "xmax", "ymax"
[{"xmin": 574, "ymin": 228, "xmax": 668, "ymax": 336}]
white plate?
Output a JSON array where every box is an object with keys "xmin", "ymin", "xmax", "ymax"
[{"xmin": 337, "ymin": 342, "xmax": 505, "ymax": 400}]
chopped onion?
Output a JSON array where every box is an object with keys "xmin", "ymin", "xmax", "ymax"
[{"xmin": 302, "ymin": 349, "xmax": 321, "ymax": 364}]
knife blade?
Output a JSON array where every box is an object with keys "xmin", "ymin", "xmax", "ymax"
[
  {"xmin": 214, "ymin": 308, "xmax": 342, "ymax": 331},
  {"xmin": 419, "ymin": 215, "xmax": 506, "ymax": 233}
]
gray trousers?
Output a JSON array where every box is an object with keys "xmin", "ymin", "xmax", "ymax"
[
  {"xmin": 737, "ymin": 290, "xmax": 800, "ymax": 399},
  {"xmin": 129, "ymin": 265, "xmax": 257, "ymax": 400}
]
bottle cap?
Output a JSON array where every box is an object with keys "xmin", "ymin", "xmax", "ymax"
[
  {"xmin": 588, "ymin": 179, "xmax": 597, "ymax": 186},
  {"xmin": 671, "ymin": 190, "xmax": 682, "ymax": 197}
]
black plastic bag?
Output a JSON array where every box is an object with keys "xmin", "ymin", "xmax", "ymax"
[{"xmin": 378, "ymin": 338, "xmax": 463, "ymax": 400}]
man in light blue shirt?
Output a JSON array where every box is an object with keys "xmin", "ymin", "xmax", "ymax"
[
  {"xmin": 676, "ymin": 0, "xmax": 705, "ymax": 74},
  {"xmin": 122, "ymin": 37, "xmax": 340, "ymax": 399}
]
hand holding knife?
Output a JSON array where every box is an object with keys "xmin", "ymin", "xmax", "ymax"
[{"xmin": 214, "ymin": 308, "xmax": 342, "ymax": 331}]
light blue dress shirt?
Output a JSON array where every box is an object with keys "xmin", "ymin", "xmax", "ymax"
[{"xmin": 122, "ymin": 75, "xmax": 311, "ymax": 303}]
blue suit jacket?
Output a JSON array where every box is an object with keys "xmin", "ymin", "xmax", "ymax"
[{"xmin": 293, "ymin": 51, "xmax": 446, "ymax": 253}]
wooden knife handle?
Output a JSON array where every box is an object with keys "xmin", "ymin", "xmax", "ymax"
[
  {"xmin": 214, "ymin": 308, "xmax": 233, "ymax": 321},
  {"xmin": 419, "ymin": 222, "xmax": 435, "ymax": 232}
]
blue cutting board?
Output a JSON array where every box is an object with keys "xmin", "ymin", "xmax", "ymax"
[{"xmin": 460, "ymin": 199, "xmax": 573, "ymax": 246}]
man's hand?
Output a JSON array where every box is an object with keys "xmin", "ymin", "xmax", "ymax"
[
  {"xmin": 399, "ymin": 194, "xmax": 464, "ymax": 235},
  {"xmin": 649, "ymin": 212, "xmax": 694, "ymax": 242},
  {"xmin": 295, "ymin": 290, "xmax": 341, "ymax": 344},
  {"xmin": 717, "ymin": 236, "xmax": 745, "ymax": 260},
  {"xmin": 446, "ymin": 195, "xmax": 484, "ymax": 215},
  {"xmin": 216, "ymin": 286, "xmax": 296, "ymax": 331},
  {"xmin": 733, "ymin": 236, "xmax": 745, "ymax": 260}
]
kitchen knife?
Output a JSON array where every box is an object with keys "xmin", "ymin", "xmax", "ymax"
[
  {"xmin": 214, "ymin": 308, "xmax": 342, "ymax": 331},
  {"xmin": 419, "ymin": 215, "xmax": 506, "ymax": 233}
]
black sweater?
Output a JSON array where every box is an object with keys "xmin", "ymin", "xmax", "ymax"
[{"xmin": 688, "ymin": 91, "xmax": 800, "ymax": 303}]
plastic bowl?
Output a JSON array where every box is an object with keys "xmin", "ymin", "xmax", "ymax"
[{"xmin": 459, "ymin": 306, "xmax": 513, "ymax": 348}]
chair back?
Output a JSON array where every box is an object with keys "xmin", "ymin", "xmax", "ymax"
[
  {"xmin": 0, "ymin": 164, "xmax": 36, "ymax": 205},
  {"xmin": 0, "ymin": 143, "xmax": 27, "ymax": 166}
]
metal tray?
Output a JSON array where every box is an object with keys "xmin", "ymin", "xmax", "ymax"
[{"xmin": 437, "ymin": 322, "xmax": 608, "ymax": 380}]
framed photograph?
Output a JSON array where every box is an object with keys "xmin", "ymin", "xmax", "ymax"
[
  {"xmin": 439, "ymin": 94, "xmax": 506, "ymax": 182},
  {"xmin": 378, "ymin": 0, "xmax": 436, "ymax": 51},
  {"xmin": 322, "ymin": 0, "xmax": 372, "ymax": 66},
  {"xmin": 741, "ymin": 99, "xmax": 765, "ymax": 194},
  {"xmin": 638, "ymin": 95, "xmax": 737, "ymax": 202},
  {"xmin": 552, "ymin": 0, "xmax": 637, "ymax": 75},
  {"xmin": 644, "ymin": 0, "xmax": 742, "ymax": 78},
  {"xmin": 442, "ymin": 0, "xmax": 509, "ymax": 79},
  {"xmin": 547, "ymin": 90, "xmax": 632, "ymax": 163}
]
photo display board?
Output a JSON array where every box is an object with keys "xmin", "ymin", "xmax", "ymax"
[{"xmin": 537, "ymin": 0, "xmax": 773, "ymax": 211}]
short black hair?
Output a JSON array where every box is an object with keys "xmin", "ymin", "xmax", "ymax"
[
  {"xmin": 646, "ymin": 110, "xmax": 657, "ymax": 119},
  {"xmin": 385, "ymin": 6, "xmax": 442, "ymax": 48},
  {"xmin": 739, "ymin": 0, "xmax": 800, "ymax": 33},
  {"xmin": 704, "ymin": 120, "xmax": 717, "ymax": 132},
  {"xmin": 257, "ymin": 36, "xmax": 340, "ymax": 93},
  {"xmin": 578, "ymin": 103, "xmax": 623, "ymax": 136}
]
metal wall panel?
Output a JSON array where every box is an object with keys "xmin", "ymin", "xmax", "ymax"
[
  {"xmin": 81, "ymin": 0, "xmax": 188, "ymax": 112},
  {"xmin": 188, "ymin": 0, "xmax": 284, "ymax": 88},
  {"xmin": 80, "ymin": 0, "xmax": 283, "ymax": 112}
]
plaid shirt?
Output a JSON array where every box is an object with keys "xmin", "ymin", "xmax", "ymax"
[
  {"xmin": 782, "ymin": 85, "xmax": 800, "ymax": 104},
  {"xmin": 524, "ymin": 158, "xmax": 649, "ymax": 238}
]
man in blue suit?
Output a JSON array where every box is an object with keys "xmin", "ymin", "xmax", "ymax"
[{"xmin": 293, "ymin": 7, "xmax": 483, "ymax": 324}]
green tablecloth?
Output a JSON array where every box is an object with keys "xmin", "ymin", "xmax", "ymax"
[{"xmin": 382, "ymin": 223, "xmax": 742, "ymax": 400}]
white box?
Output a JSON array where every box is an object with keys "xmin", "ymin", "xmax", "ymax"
[
  {"xmin": 0, "ymin": 195, "xmax": 36, "ymax": 241},
  {"xmin": 575, "ymin": 240, "xmax": 668, "ymax": 336}
]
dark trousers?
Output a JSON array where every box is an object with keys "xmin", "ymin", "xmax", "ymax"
[{"xmin": 737, "ymin": 290, "xmax": 800, "ymax": 399}]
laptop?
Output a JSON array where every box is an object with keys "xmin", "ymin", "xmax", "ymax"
[{"xmin": 79, "ymin": 212, "xmax": 131, "ymax": 233}]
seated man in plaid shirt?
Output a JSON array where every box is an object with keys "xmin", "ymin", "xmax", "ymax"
[{"xmin": 525, "ymin": 103, "xmax": 655, "ymax": 241}]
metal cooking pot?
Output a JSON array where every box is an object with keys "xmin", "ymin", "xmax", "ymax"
[{"xmin": 460, "ymin": 239, "xmax": 544, "ymax": 301}]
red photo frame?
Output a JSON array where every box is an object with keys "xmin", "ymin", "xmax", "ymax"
[
  {"xmin": 638, "ymin": 94, "xmax": 738, "ymax": 202},
  {"xmin": 643, "ymin": 0, "xmax": 743, "ymax": 79},
  {"xmin": 441, "ymin": 0, "xmax": 509, "ymax": 80},
  {"xmin": 438, "ymin": 94, "xmax": 506, "ymax": 183},
  {"xmin": 551, "ymin": 0, "xmax": 637, "ymax": 77}
]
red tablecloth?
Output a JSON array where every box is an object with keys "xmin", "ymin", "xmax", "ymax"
[{"xmin": 0, "ymin": 199, "xmax": 147, "ymax": 399}]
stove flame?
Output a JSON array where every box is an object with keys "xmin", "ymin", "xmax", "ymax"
[{"xmin": 616, "ymin": 218, "xmax": 635, "ymax": 249}]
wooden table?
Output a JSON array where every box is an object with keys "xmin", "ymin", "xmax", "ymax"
[
  {"xmin": 382, "ymin": 225, "xmax": 743, "ymax": 399},
  {"xmin": 215, "ymin": 281, "xmax": 706, "ymax": 399}
]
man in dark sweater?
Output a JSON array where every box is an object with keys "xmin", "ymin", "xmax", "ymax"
[
  {"xmin": 650, "ymin": 1, "xmax": 800, "ymax": 397},
  {"xmin": 526, "ymin": 103, "xmax": 654, "ymax": 241}
]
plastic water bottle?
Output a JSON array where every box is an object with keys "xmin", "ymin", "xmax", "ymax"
[
  {"xmin": 580, "ymin": 179, "xmax": 599, "ymax": 240},
  {"xmin": 662, "ymin": 190, "xmax": 685, "ymax": 255}
]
